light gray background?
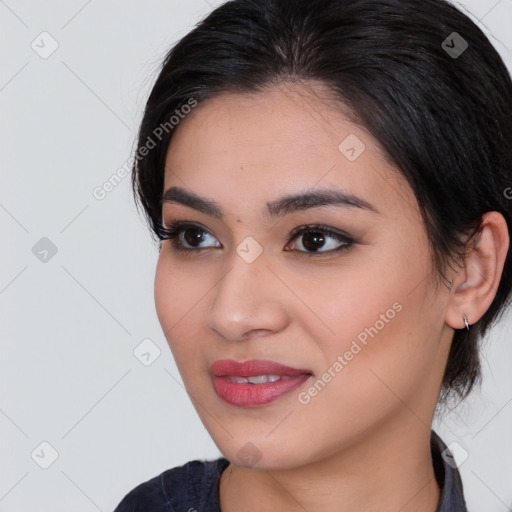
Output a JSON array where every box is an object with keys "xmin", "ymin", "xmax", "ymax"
[{"xmin": 1, "ymin": 1, "xmax": 511, "ymax": 511}]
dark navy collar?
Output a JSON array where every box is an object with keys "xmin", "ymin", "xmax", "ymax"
[{"xmin": 431, "ymin": 429, "xmax": 468, "ymax": 511}]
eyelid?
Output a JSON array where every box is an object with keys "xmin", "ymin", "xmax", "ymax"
[{"xmin": 286, "ymin": 223, "xmax": 353, "ymax": 244}]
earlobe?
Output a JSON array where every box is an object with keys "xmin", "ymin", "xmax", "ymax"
[{"xmin": 445, "ymin": 211, "xmax": 509, "ymax": 330}]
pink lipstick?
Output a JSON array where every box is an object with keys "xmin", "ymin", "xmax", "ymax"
[{"xmin": 210, "ymin": 359, "xmax": 312, "ymax": 407}]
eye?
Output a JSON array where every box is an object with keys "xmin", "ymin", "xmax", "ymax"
[
  {"xmin": 285, "ymin": 224, "xmax": 354, "ymax": 255},
  {"xmin": 160, "ymin": 221, "xmax": 221, "ymax": 251},
  {"xmin": 159, "ymin": 220, "xmax": 354, "ymax": 256}
]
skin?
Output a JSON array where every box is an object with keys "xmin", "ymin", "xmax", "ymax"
[{"xmin": 154, "ymin": 82, "xmax": 509, "ymax": 512}]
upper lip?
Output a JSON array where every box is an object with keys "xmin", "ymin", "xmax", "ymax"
[{"xmin": 210, "ymin": 359, "xmax": 312, "ymax": 377}]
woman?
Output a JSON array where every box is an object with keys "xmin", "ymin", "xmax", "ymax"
[{"xmin": 113, "ymin": 0, "xmax": 512, "ymax": 510}]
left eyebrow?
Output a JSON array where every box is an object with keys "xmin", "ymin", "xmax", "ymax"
[{"xmin": 161, "ymin": 186, "xmax": 380, "ymax": 220}]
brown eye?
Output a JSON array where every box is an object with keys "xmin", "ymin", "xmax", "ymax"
[
  {"xmin": 182, "ymin": 226, "xmax": 209, "ymax": 247},
  {"xmin": 160, "ymin": 221, "xmax": 221, "ymax": 251},
  {"xmin": 301, "ymin": 231, "xmax": 327, "ymax": 252},
  {"xmin": 286, "ymin": 225, "xmax": 354, "ymax": 255}
]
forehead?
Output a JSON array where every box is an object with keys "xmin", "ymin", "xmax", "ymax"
[
  {"xmin": 167, "ymin": 82, "xmax": 365, "ymax": 162},
  {"xmin": 163, "ymin": 83, "xmax": 416, "ymax": 220}
]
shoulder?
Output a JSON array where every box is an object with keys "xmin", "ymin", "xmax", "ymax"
[{"xmin": 113, "ymin": 457, "xmax": 230, "ymax": 512}]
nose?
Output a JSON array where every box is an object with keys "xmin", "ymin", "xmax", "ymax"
[{"xmin": 207, "ymin": 249, "xmax": 290, "ymax": 342}]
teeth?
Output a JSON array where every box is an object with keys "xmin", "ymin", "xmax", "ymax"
[{"xmin": 226, "ymin": 374, "xmax": 289, "ymax": 384}]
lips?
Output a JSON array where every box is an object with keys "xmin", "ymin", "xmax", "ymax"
[
  {"xmin": 210, "ymin": 359, "xmax": 312, "ymax": 377},
  {"xmin": 210, "ymin": 359, "xmax": 313, "ymax": 407}
]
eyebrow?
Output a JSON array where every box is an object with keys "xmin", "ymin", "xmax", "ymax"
[{"xmin": 161, "ymin": 185, "xmax": 379, "ymax": 220}]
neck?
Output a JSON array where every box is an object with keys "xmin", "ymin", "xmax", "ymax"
[{"xmin": 219, "ymin": 422, "xmax": 440, "ymax": 512}]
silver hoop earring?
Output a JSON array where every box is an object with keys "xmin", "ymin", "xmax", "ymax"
[{"xmin": 463, "ymin": 314, "xmax": 470, "ymax": 330}]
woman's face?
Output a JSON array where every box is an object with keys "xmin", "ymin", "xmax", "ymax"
[{"xmin": 154, "ymin": 83, "xmax": 453, "ymax": 469}]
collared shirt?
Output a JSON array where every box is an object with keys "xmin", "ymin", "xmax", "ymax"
[{"xmin": 113, "ymin": 429, "xmax": 468, "ymax": 511}]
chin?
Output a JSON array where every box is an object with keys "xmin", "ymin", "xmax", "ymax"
[{"xmin": 213, "ymin": 434, "xmax": 311, "ymax": 470}]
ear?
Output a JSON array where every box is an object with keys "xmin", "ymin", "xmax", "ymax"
[{"xmin": 445, "ymin": 211, "xmax": 509, "ymax": 329}]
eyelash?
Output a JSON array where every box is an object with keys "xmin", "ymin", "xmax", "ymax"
[{"xmin": 159, "ymin": 220, "xmax": 355, "ymax": 257}]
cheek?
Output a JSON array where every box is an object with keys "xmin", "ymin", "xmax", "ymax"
[
  {"xmin": 290, "ymin": 249, "xmax": 416, "ymax": 356},
  {"xmin": 154, "ymin": 254, "xmax": 175, "ymax": 333},
  {"xmin": 153, "ymin": 253, "xmax": 209, "ymax": 376},
  {"xmin": 300, "ymin": 242, "xmax": 440, "ymax": 403},
  {"xmin": 154, "ymin": 251, "xmax": 204, "ymax": 334},
  {"xmin": 154, "ymin": 254, "xmax": 192, "ymax": 358}
]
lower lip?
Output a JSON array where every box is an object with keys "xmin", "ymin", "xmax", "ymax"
[{"xmin": 212, "ymin": 374, "xmax": 311, "ymax": 407}]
